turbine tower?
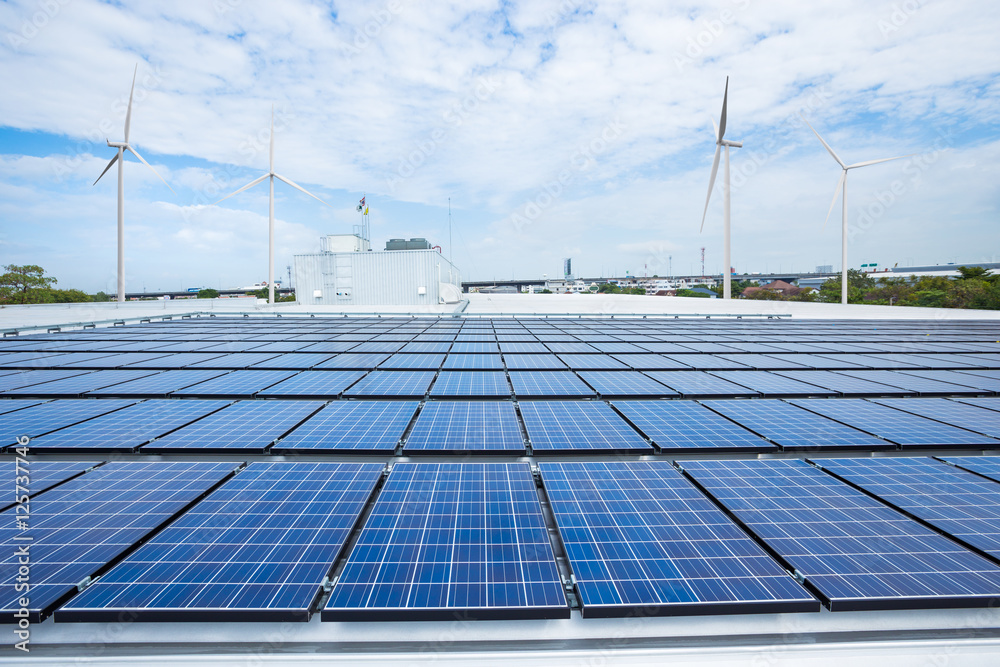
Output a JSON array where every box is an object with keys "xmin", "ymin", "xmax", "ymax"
[
  {"xmin": 700, "ymin": 77, "xmax": 742, "ymax": 300},
  {"xmin": 216, "ymin": 107, "xmax": 329, "ymax": 304},
  {"xmin": 94, "ymin": 64, "xmax": 174, "ymax": 303},
  {"xmin": 799, "ymin": 113, "xmax": 910, "ymax": 305}
]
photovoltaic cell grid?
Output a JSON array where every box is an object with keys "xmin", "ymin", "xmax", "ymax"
[
  {"xmin": 274, "ymin": 401, "xmax": 418, "ymax": 453},
  {"xmin": 343, "ymin": 371, "xmax": 436, "ymax": 398},
  {"xmin": 0, "ymin": 461, "xmax": 238, "ymax": 621},
  {"xmin": 769, "ymin": 370, "xmax": 911, "ymax": 396},
  {"xmin": 324, "ymin": 463, "xmax": 568, "ymax": 620},
  {"xmin": 813, "ymin": 457, "xmax": 1000, "ymax": 560},
  {"xmin": 789, "ymin": 399, "xmax": 1000, "ymax": 448},
  {"xmin": 0, "ymin": 461, "xmax": 97, "ymax": 511},
  {"xmin": 519, "ymin": 401, "xmax": 651, "ymax": 453},
  {"xmin": 405, "ymin": 402, "xmax": 524, "ymax": 453},
  {"xmin": 643, "ymin": 371, "xmax": 759, "ymax": 397},
  {"xmin": 540, "ymin": 462, "xmax": 817, "ymax": 617},
  {"xmin": 430, "ymin": 371, "xmax": 510, "ymax": 397},
  {"xmin": 833, "ymin": 370, "xmax": 987, "ymax": 395},
  {"xmin": 611, "ymin": 401, "xmax": 774, "ymax": 452},
  {"xmin": 706, "ymin": 371, "xmax": 837, "ymax": 397},
  {"xmin": 0, "ymin": 370, "xmax": 161, "ymax": 397},
  {"xmin": 0, "ymin": 399, "xmax": 136, "ymax": 447},
  {"xmin": 509, "ymin": 371, "xmax": 595, "ymax": 398},
  {"xmin": 143, "ymin": 400, "xmax": 323, "ymax": 453},
  {"xmin": 941, "ymin": 456, "xmax": 1000, "ymax": 484},
  {"xmin": 256, "ymin": 371, "xmax": 366, "ymax": 398},
  {"xmin": 702, "ymin": 399, "xmax": 891, "ymax": 452},
  {"xmin": 868, "ymin": 398, "xmax": 1000, "ymax": 438},
  {"xmin": 577, "ymin": 371, "xmax": 676, "ymax": 398},
  {"xmin": 171, "ymin": 370, "xmax": 299, "ymax": 397},
  {"xmin": 680, "ymin": 459, "xmax": 1000, "ymax": 611},
  {"xmin": 25, "ymin": 400, "xmax": 231, "ymax": 452},
  {"xmin": 84, "ymin": 370, "xmax": 230, "ymax": 397},
  {"xmin": 58, "ymin": 462, "xmax": 383, "ymax": 622}
]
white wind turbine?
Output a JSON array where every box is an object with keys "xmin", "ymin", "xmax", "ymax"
[
  {"xmin": 94, "ymin": 64, "xmax": 174, "ymax": 303},
  {"xmin": 700, "ymin": 77, "xmax": 742, "ymax": 300},
  {"xmin": 216, "ymin": 107, "xmax": 329, "ymax": 304},
  {"xmin": 799, "ymin": 113, "xmax": 910, "ymax": 305}
]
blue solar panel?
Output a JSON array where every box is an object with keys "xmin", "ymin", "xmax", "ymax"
[
  {"xmin": 0, "ymin": 461, "xmax": 237, "ymax": 621},
  {"xmin": 661, "ymin": 355, "xmax": 752, "ymax": 370},
  {"xmin": 544, "ymin": 342, "xmax": 597, "ymax": 354},
  {"xmin": 249, "ymin": 353, "xmax": 335, "ymax": 369},
  {"xmin": 324, "ymin": 463, "xmax": 568, "ymax": 620},
  {"xmin": 313, "ymin": 354, "xmax": 391, "ymax": 370},
  {"xmin": 13, "ymin": 352, "xmax": 121, "ymax": 368},
  {"xmin": 577, "ymin": 371, "xmax": 676, "ymax": 398},
  {"xmin": 763, "ymin": 354, "xmax": 868, "ymax": 370},
  {"xmin": 706, "ymin": 371, "xmax": 837, "ymax": 397},
  {"xmin": 297, "ymin": 342, "xmax": 359, "ymax": 353},
  {"xmin": 351, "ymin": 342, "xmax": 406, "ymax": 353},
  {"xmin": 0, "ymin": 370, "xmax": 161, "ymax": 397},
  {"xmin": 519, "ymin": 401, "xmax": 650, "ymax": 452},
  {"xmin": 499, "ymin": 342, "xmax": 548, "ymax": 354},
  {"xmin": 509, "ymin": 371, "xmax": 595, "ymax": 398},
  {"xmin": 0, "ymin": 399, "xmax": 48, "ymax": 415},
  {"xmin": 274, "ymin": 401, "xmax": 418, "ymax": 453},
  {"xmin": 769, "ymin": 370, "xmax": 912, "ymax": 396},
  {"xmin": 813, "ymin": 457, "xmax": 1000, "ymax": 560},
  {"xmin": 952, "ymin": 396, "xmax": 1000, "ymax": 413},
  {"xmin": 249, "ymin": 341, "xmax": 315, "ymax": 352},
  {"xmin": 897, "ymin": 369, "xmax": 1000, "ymax": 393},
  {"xmin": 713, "ymin": 354, "xmax": 811, "ymax": 370},
  {"xmin": 702, "ymin": 399, "xmax": 891, "ymax": 451},
  {"xmin": 255, "ymin": 370, "xmax": 366, "ymax": 398},
  {"xmin": 430, "ymin": 371, "xmax": 510, "ymax": 397},
  {"xmin": 58, "ymin": 462, "xmax": 383, "ymax": 622},
  {"xmin": 643, "ymin": 371, "xmax": 759, "ymax": 397},
  {"xmin": 869, "ymin": 398, "xmax": 1000, "ymax": 438},
  {"xmin": 57, "ymin": 352, "xmax": 174, "ymax": 368},
  {"xmin": 1, "ymin": 399, "xmax": 137, "ymax": 447},
  {"xmin": 636, "ymin": 342, "xmax": 698, "ymax": 354},
  {"xmin": 832, "ymin": 370, "xmax": 985, "ymax": 395},
  {"xmin": 399, "ymin": 342, "xmax": 451, "ymax": 353},
  {"xmin": 450, "ymin": 342, "xmax": 499, "ymax": 354},
  {"xmin": 940, "ymin": 456, "xmax": 1000, "ymax": 484},
  {"xmin": 788, "ymin": 398, "xmax": 1000, "ymax": 448},
  {"xmin": 590, "ymin": 342, "xmax": 647, "ymax": 354},
  {"xmin": 610, "ymin": 354, "xmax": 691, "ymax": 370},
  {"xmin": 143, "ymin": 400, "xmax": 323, "ymax": 452},
  {"xmin": 540, "ymin": 462, "xmax": 816, "ymax": 617},
  {"xmin": 122, "ymin": 352, "xmax": 229, "ymax": 369},
  {"xmin": 442, "ymin": 354, "xmax": 503, "ymax": 370},
  {"xmin": 343, "ymin": 371, "xmax": 435, "ymax": 398},
  {"xmin": 0, "ymin": 461, "xmax": 97, "ymax": 511},
  {"xmin": 503, "ymin": 354, "xmax": 567, "ymax": 370},
  {"xmin": 378, "ymin": 354, "xmax": 445, "ymax": 370},
  {"xmin": 171, "ymin": 370, "xmax": 299, "ymax": 397},
  {"xmin": 185, "ymin": 352, "xmax": 281, "ymax": 369},
  {"xmin": 404, "ymin": 402, "xmax": 524, "ymax": 452},
  {"xmin": 557, "ymin": 354, "xmax": 630, "ymax": 370},
  {"xmin": 612, "ymin": 400, "xmax": 774, "ymax": 452},
  {"xmin": 85, "ymin": 370, "xmax": 230, "ymax": 397},
  {"xmin": 680, "ymin": 459, "xmax": 1000, "ymax": 611}
]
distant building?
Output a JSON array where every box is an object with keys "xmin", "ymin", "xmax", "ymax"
[{"xmin": 816, "ymin": 264, "xmax": 833, "ymax": 273}]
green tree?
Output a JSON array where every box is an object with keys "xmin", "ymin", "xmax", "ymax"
[
  {"xmin": 0, "ymin": 264, "xmax": 57, "ymax": 303},
  {"xmin": 92, "ymin": 291, "xmax": 112, "ymax": 302},
  {"xmin": 956, "ymin": 266, "xmax": 993, "ymax": 281},
  {"xmin": 818, "ymin": 269, "xmax": 876, "ymax": 304},
  {"xmin": 198, "ymin": 288, "xmax": 220, "ymax": 299},
  {"xmin": 48, "ymin": 288, "xmax": 93, "ymax": 303}
]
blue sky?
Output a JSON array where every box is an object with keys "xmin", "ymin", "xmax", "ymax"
[{"xmin": 1, "ymin": 0, "xmax": 998, "ymax": 292}]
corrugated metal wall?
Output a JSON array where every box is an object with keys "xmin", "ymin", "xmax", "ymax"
[{"xmin": 293, "ymin": 250, "xmax": 462, "ymax": 306}]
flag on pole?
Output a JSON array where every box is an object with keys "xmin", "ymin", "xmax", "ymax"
[
  {"xmin": 364, "ymin": 207, "xmax": 369, "ymax": 215},
  {"xmin": 356, "ymin": 195, "xmax": 365, "ymax": 212}
]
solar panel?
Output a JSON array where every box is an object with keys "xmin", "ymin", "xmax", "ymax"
[
  {"xmin": 122, "ymin": 352, "xmax": 229, "ymax": 369},
  {"xmin": 449, "ymin": 342, "xmax": 499, "ymax": 354},
  {"xmin": 442, "ymin": 354, "xmax": 503, "ymax": 370},
  {"xmin": 940, "ymin": 456, "xmax": 1000, "ymax": 484},
  {"xmin": 788, "ymin": 398, "xmax": 1000, "ymax": 448},
  {"xmin": 255, "ymin": 370, "xmax": 366, "ymax": 398},
  {"xmin": 813, "ymin": 457, "xmax": 1000, "ymax": 560},
  {"xmin": 85, "ymin": 370, "xmax": 230, "ymax": 397},
  {"xmin": 590, "ymin": 342, "xmax": 647, "ymax": 354},
  {"xmin": 706, "ymin": 371, "xmax": 837, "ymax": 397},
  {"xmin": 711, "ymin": 355, "xmax": 808, "ymax": 370},
  {"xmin": 610, "ymin": 354, "xmax": 691, "ymax": 370},
  {"xmin": 680, "ymin": 459, "xmax": 1000, "ymax": 611},
  {"xmin": 661, "ymin": 355, "xmax": 751, "ymax": 370},
  {"xmin": 577, "ymin": 371, "xmax": 675, "ymax": 398},
  {"xmin": 170, "ymin": 370, "xmax": 299, "ymax": 397},
  {"xmin": 676, "ymin": 343, "xmax": 741, "ymax": 353},
  {"xmin": 509, "ymin": 371, "xmax": 595, "ymax": 398},
  {"xmin": 499, "ymin": 342, "xmax": 548, "ymax": 354},
  {"xmin": 635, "ymin": 342, "xmax": 699, "ymax": 354},
  {"xmin": 343, "ymin": 371, "xmax": 435, "ymax": 398},
  {"xmin": 58, "ymin": 462, "xmax": 383, "ymax": 622},
  {"xmin": 519, "ymin": 401, "xmax": 651, "ymax": 452},
  {"xmin": 1, "ymin": 370, "xmax": 161, "ymax": 397},
  {"xmin": 544, "ymin": 342, "xmax": 597, "ymax": 354},
  {"xmin": 142, "ymin": 400, "xmax": 323, "ymax": 453},
  {"xmin": 897, "ymin": 369, "xmax": 1000, "ymax": 393},
  {"xmin": 503, "ymin": 354, "xmax": 567, "ymax": 370},
  {"xmin": 429, "ymin": 371, "xmax": 510, "ymax": 397},
  {"xmin": 1, "ymin": 399, "xmax": 138, "ymax": 447},
  {"xmin": 612, "ymin": 400, "xmax": 775, "ymax": 452},
  {"xmin": 313, "ymin": 353, "xmax": 391, "ymax": 370},
  {"xmin": 14, "ymin": 352, "xmax": 121, "ymax": 368},
  {"xmin": 404, "ymin": 402, "xmax": 524, "ymax": 453},
  {"xmin": 248, "ymin": 353, "xmax": 335, "ymax": 369},
  {"xmin": 351, "ymin": 342, "xmax": 406, "ymax": 353},
  {"xmin": 399, "ymin": 342, "xmax": 452, "ymax": 354},
  {"xmin": 556, "ymin": 354, "xmax": 630, "ymax": 370},
  {"xmin": 0, "ymin": 399, "xmax": 48, "ymax": 415},
  {"xmin": 643, "ymin": 371, "xmax": 759, "ymax": 398},
  {"xmin": 324, "ymin": 463, "xmax": 568, "ymax": 620},
  {"xmin": 868, "ymin": 398, "xmax": 1000, "ymax": 438},
  {"xmin": 952, "ymin": 396, "xmax": 1000, "ymax": 413},
  {"xmin": 769, "ymin": 370, "xmax": 913, "ymax": 396},
  {"xmin": 56, "ymin": 352, "xmax": 175, "ymax": 368},
  {"xmin": 0, "ymin": 461, "xmax": 97, "ymax": 511},
  {"xmin": 274, "ymin": 401, "xmax": 418, "ymax": 453},
  {"xmin": 248, "ymin": 341, "xmax": 314, "ymax": 353},
  {"xmin": 298, "ymin": 342, "xmax": 359, "ymax": 353},
  {"xmin": 539, "ymin": 461, "xmax": 817, "ymax": 617},
  {"xmin": 378, "ymin": 353, "xmax": 445, "ymax": 370},
  {"xmin": 185, "ymin": 352, "xmax": 281, "ymax": 369},
  {"xmin": 831, "ymin": 370, "xmax": 986, "ymax": 395},
  {"xmin": 702, "ymin": 399, "xmax": 891, "ymax": 451},
  {"xmin": 0, "ymin": 461, "xmax": 238, "ymax": 621}
]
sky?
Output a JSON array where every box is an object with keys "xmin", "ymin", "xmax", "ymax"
[{"xmin": 0, "ymin": 0, "xmax": 998, "ymax": 293}]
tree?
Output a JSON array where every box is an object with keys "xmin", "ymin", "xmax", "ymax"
[
  {"xmin": 198, "ymin": 288, "xmax": 220, "ymax": 299},
  {"xmin": 0, "ymin": 264, "xmax": 57, "ymax": 303},
  {"xmin": 92, "ymin": 291, "xmax": 112, "ymax": 302},
  {"xmin": 956, "ymin": 266, "xmax": 993, "ymax": 281},
  {"xmin": 817, "ymin": 269, "xmax": 876, "ymax": 304}
]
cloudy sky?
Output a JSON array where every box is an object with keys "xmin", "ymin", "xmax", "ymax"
[{"xmin": 1, "ymin": 0, "xmax": 998, "ymax": 292}]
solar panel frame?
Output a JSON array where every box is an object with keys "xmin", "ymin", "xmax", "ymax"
[
  {"xmin": 442, "ymin": 354, "xmax": 504, "ymax": 370},
  {"xmin": 706, "ymin": 371, "xmax": 838, "ymax": 398},
  {"xmin": 169, "ymin": 370, "xmax": 300, "ymax": 398},
  {"xmin": 643, "ymin": 371, "xmax": 760, "ymax": 398},
  {"xmin": 576, "ymin": 371, "xmax": 676, "ymax": 398},
  {"xmin": 519, "ymin": 401, "xmax": 651, "ymax": 453},
  {"xmin": 254, "ymin": 370, "xmax": 367, "ymax": 398},
  {"xmin": 342, "ymin": 371, "xmax": 436, "ymax": 398},
  {"xmin": 273, "ymin": 401, "xmax": 418, "ymax": 453},
  {"xmin": 429, "ymin": 371, "xmax": 511, "ymax": 398},
  {"xmin": 404, "ymin": 401, "xmax": 524, "ymax": 453},
  {"xmin": 84, "ymin": 370, "xmax": 231, "ymax": 398},
  {"xmin": 831, "ymin": 370, "xmax": 988, "ymax": 396},
  {"xmin": 509, "ymin": 371, "xmax": 596, "ymax": 398},
  {"xmin": 502, "ymin": 354, "xmax": 568, "ymax": 370},
  {"xmin": 612, "ymin": 400, "xmax": 775, "ymax": 453}
]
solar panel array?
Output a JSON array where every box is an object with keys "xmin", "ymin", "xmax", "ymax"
[{"xmin": 5, "ymin": 315, "xmax": 1000, "ymax": 625}]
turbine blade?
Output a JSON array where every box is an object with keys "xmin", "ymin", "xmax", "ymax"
[
  {"xmin": 274, "ymin": 173, "xmax": 330, "ymax": 206},
  {"xmin": 93, "ymin": 152, "xmax": 119, "ymax": 186},
  {"xmin": 214, "ymin": 173, "xmax": 269, "ymax": 204},
  {"xmin": 269, "ymin": 105, "xmax": 275, "ymax": 173},
  {"xmin": 711, "ymin": 118, "xmax": 719, "ymax": 144},
  {"xmin": 823, "ymin": 170, "xmax": 847, "ymax": 229},
  {"xmin": 848, "ymin": 154, "xmax": 915, "ymax": 169},
  {"xmin": 799, "ymin": 112, "xmax": 846, "ymax": 169},
  {"xmin": 124, "ymin": 63, "xmax": 137, "ymax": 143},
  {"xmin": 718, "ymin": 76, "xmax": 728, "ymax": 141},
  {"xmin": 700, "ymin": 145, "xmax": 722, "ymax": 233},
  {"xmin": 126, "ymin": 146, "xmax": 175, "ymax": 194}
]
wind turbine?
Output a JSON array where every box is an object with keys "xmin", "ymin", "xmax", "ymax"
[
  {"xmin": 700, "ymin": 77, "xmax": 742, "ymax": 300},
  {"xmin": 799, "ymin": 113, "xmax": 910, "ymax": 305},
  {"xmin": 216, "ymin": 107, "xmax": 329, "ymax": 304},
  {"xmin": 94, "ymin": 64, "xmax": 174, "ymax": 303}
]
